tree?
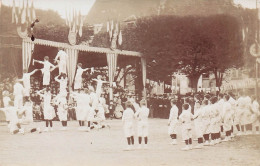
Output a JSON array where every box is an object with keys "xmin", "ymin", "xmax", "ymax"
[{"xmin": 92, "ymin": 14, "xmax": 244, "ymax": 92}]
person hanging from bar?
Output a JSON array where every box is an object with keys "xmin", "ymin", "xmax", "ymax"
[
  {"xmin": 74, "ymin": 63, "xmax": 93, "ymax": 92},
  {"xmin": 19, "ymin": 69, "xmax": 39, "ymax": 97},
  {"xmin": 54, "ymin": 48, "xmax": 68, "ymax": 75},
  {"xmin": 33, "ymin": 56, "xmax": 56, "ymax": 88}
]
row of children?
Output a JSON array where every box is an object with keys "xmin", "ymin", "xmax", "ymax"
[{"xmin": 167, "ymin": 92, "xmax": 260, "ymax": 151}]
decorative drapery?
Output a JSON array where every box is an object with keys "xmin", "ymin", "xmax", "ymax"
[
  {"xmin": 141, "ymin": 57, "xmax": 147, "ymax": 98},
  {"xmin": 106, "ymin": 53, "xmax": 118, "ymax": 100},
  {"xmin": 65, "ymin": 48, "xmax": 78, "ymax": 88},
  {"xmin": 22, "ymin": 39, "xmax": 35, "ymax": 71}
]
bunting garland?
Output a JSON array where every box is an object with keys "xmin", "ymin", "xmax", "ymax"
[
  {"xmin": 107, "ymin": 20, "xmax": 123, "ymax": 48},
  {"xmin": 66, "ymin": 8, "xmax": 85, "ymax": 37},
  {"xmin": 11, "ymin": 0, "xmax": 36, "ymax": 25}
]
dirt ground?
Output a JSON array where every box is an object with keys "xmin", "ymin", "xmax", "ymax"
[{"xmin": 0, "ymin": 119, "xmax": 259, "ymax": 166}]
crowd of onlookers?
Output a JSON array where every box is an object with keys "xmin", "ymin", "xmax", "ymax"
[{"xmin": 1, "ymin": 70, "xmax": 250, "ymax": 122}]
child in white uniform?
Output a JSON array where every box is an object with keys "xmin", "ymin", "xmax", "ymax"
[
  {"xmin": 13, "ymin": 79, "xmax": 24, "ymax": 109},
  {"xmin": 244, "ymin": 94, "xmax": 253, "ymax": 135},
  {"xmin": 90, "ymin": 103, "xmax": 108, "ymax": 129},
  {"xmin": 228, "ymin": 94, "xmax": 237, "ymax": 137},
  {"xmin": 179, "ymin": 103, "xmax": 193, "ymax": 151},
  {"xmin": 168, "ymin": 99, "xmax": 179, "ymax": 145},
  {"xmin": 55, "ymin": 95, "xmax": 68, "ymax": 130},
  {"xmin": 20, "ymin": 97, "xmax": 41, "ymax": 133},
  {"xmin": 55, "ymin": 73, "xmax": 68, "ymax": 96},
  {"xmin": 201, "ymin": 100, "xmax": 211, "ymax": 146},
  {"xmin": 92, "ymin": 75, "xmax": 107, "ymax": 98},
  {"xmin": 0, "ymin": 101, "xmax": 24, "ymax": 134},
  {"xmin": 54, "ymin": 48, "xmax": 68, "ymax": 74},
  {"xmin": 20, "ymin": 69, "xmax": 38, "ymax": 97},
  {"xmin": 2, "ymin": 91, "xmax": 11, "ymax": 125},
  {"xmin": 237, "ymin": 92, "xmax": 250, "ymax": 135},
  {"xmin": 251, "ymin": 96, "xmax": 260, "ymax": 134},
  {"xmin": 209, "ymin": 96, "xmax": 221, "ymax": 145},
  {"xmin": 37, "ymin": 88, "xmax": 55, "ymax": 132},
  {"xmin": 135, "ymin": 99, "xmax": 149, "ymax": 149},
  {"xmin": 74, "ymin": 63, "xmax": 91, "ymax": 91},
  {"xmin": 122, "ymin": 101, "xmax": 135, "ymax": 151},
  {"xmin": 72, "ymin": 89, "xmax": 91, "ymax": 130},
  {"xmin": 193, "ymin": 100, "xmax": 204, "ymax": 148},
  {"xmin": 222, "ymin": 95, "xmax": 233, "ymax": 141},
  {"xmin": 33, "ymin": 56, "xmax": 56, "ymax": 87}
]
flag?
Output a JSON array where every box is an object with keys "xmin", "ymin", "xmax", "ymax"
[
  {"xmin": 72, "ymin": 9, "xmax": 76, "ymax": 33},
  {"xmin": 77, "ymin": 11, "xmax": 81, "ymax": 31},
  {"xmin": 111, "ymin": 20, "xmax": 114, "ymax": 31},
  {"xmin": 27, "ymin": 0, "xmax": 31, "ymax": 23},
  {"xmin": 106, "ymin": 53, "xmax": 118, "ymax": 87},
  {"xmin": 118, "ymin": 30, "xmax": 122, "ymax": 45},
  {"xmin": 12, "ymin": 0, "xmax": 16, "ymax": 23},
  {"xmin": 79, "ymin": 16, "xmax": 83, "ymax": 37},
  {"xmin": 65, "ymin": 10, "xmax": 68, "ymax": 26},
  {"xmin": 68, "ymin": 9, "xmax": 71, "ymax": 29},
  {"xmin": 18, "ymin": 0, "xmax": 21, "ymax": 14},
  {"xmin": 31, "ymin": 0, "xmax": 36, "ymax": 21},
  {"xmin": 109, "ymin": 30, "xmax": 112, "ymax": 41},
  {"xmin": 75, "ymin": 10, "xmax": 79, "ymax": 28},
  {"xmin": 106, "ymin": 21, "xmax": 109, "ymax": 32},
  {"xmin": 242, "ymin": 27, "xmax": 245, "ymax": 41},
  {"xmin": 21, "ymin": 0, "xmax": 26, "ymax": 24},
  {"xmin": 115, "ymin": 22, "xmax": 118, "ymax": 33}
]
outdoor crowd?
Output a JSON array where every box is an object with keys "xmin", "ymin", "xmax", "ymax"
[{"xmin": 0, "ymin": 48, "xmax": 259, "ymax": 151}]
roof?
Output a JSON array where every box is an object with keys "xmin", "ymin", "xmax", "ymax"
[{"xmin": 23, "ymin": 37, "xmax": 142, "ymax": 57}]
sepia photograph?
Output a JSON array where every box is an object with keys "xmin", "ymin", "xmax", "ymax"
[{"xmin": 0, "ymin": 0, "xmax": 260, "ymax": 165}]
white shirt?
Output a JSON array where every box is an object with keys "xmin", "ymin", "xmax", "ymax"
[
  {"xmin": 3, "ymin": 96, "xmax": 11, "ymax": 107},
  {"xmin": 237, "ymin": 97, "xmax": 248, "ymax": 109},
  {"xmin": 23, "ymin": 73, "xmax": 31, "ymax": 89},
  {"xmin": 168, "ymin": 105, "xmax": 179, "ymax": 124},
  {"xmin": 13, "ymin": 83, "xmax": 24, "ymax": 96},
  {"xmin": 217, "ymin": 99, "xmax": 224, "ymax": 115},
  {"xmin": 56, "ymin": 50, "xmax": 67, "ymax": 62},
  {"xmin": 252, "ymin": 100, "xmax": 260, "ymax": 115},
  {"xmin": 96, "ymin": 80, "xmax": 104, "ymax": 90},
  {"xmin": 75, "ymin": 68, "xmax": 84, "ymax": 78},
  {"xmin": 56, "ymin": 97, "xmax": 67, "ymax": 110},
  {"xmin": 122, "ymin": 108, "xmax": 135, "ymax": 123},
  {"xmin": 179, "ymin": 109, "xmax": 193, "ymax": 129},
  {"xmin": 43, "ymin": 61, "xmax": 55, "ymax": 73},
  {"xmin": 135, "ymin": 106, "xmax": 149, "ymax": 122},
  {"xmin": 55, "ymin": 77, "xmax": 67, "ymax": 92},
  {"xmin": 222, "ymin": 101, "xmax": 232, "ymax": 118}
]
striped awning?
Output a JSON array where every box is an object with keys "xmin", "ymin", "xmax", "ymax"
[{"xmin": 23, "ymin": 37, "xmax": 142, "ymax": 57}]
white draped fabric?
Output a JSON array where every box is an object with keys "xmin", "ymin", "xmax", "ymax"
[
  {"xmin": 65, "ymin": 48, "xmax": 78, "ymax": 88},
  {"xmin": 106, "ymin": 53, "xmax": 118, "ymax": 100},
  {"xmin": 141, "ymin": 57, "xmax": 147, "ymax": 98},
  {"xmin": 22, "ymin": 39, "xmax": 35, "ymax": 71}
]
